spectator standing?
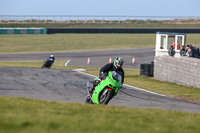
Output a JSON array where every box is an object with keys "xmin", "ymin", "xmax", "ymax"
[
  {"xmin": 193, "ymin": 47, "xmax": 199, "ymax": 58},
  {"xmin": 180, "ymin": 46, "xmax": 186, "ymax": 56},
  {"xmin": 186, "ymin": 48, "xmax": 193, "ymax": 57},
  {"xmin": 168, "ymin": 45, "xmax": 175, "ymax": 57},
  {"xmin": 196, "ymin": 48, "xmax": 200, "ymax": 56},
  {"xmin": 185, "ymin": 45, "xmax": 190, "ymax": 53}
]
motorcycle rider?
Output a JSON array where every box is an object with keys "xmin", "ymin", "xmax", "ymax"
[
  {"xmin": 49, "ymin": 54, "xmax": 55, "ymax": 63},
  {"xmin": 46, "ymin": 55, "xmax": 55, "ymax": 66},
  {"xmin": 87, "ymin": 57, "xmax": 124, "ymax": 94}
]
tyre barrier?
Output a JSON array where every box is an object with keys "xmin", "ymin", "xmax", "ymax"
[
  {"xmin": 1, "ymin": 28, "xmax": 200, "ymax": 34},
  {"xmin": 47, "ymin": 28, "xmax": 200, "ymax": 34},
  {"xmin": 0, "ymin": 28, "xmax": 46, "ymax": 34},
  {"xmin": 140, "ymin": 62, "xmax": 154, "ymax": 77}
]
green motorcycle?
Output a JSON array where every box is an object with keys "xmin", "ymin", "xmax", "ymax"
[{"xmin": 86, "ymin": 71, "xmax": 122, "ymax": 105}]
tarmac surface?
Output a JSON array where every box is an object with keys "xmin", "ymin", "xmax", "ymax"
[
  {"xmin": 1, "ymin": 67, "xmax": 200, "ymax": 113},
  {"xmin": 0, "ymin": 48, "xmax": 155, "ymax": 69},
  {"xmin": 1, "ymin": 48, "xmax": 200, "ymax": 113}
]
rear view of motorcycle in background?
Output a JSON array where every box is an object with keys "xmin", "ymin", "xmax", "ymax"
[
  {"xmin": 42, "ymin": 55, "xmax": 55, "ymax": 69},
  {"xmin": 41, "ymin": 58, "xmax": 54, "ymax": 69}
]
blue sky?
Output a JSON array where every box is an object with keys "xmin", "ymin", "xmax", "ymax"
[{"xmin": 0, "ymin": 0, "xmax": 199, "ymax": 16}]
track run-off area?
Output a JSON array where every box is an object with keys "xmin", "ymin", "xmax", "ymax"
[{"xmin": 1, "ymin": 48, "xmax": 200, "ymax": 113}]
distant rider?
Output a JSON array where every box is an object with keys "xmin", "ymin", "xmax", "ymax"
[
  {"xmin": 46, "ymin": 54, "xmax": 55, "ymax": 66},
  {"xmin": 87, "ymin": 57, "xmax": 125, "ymax": 94},
  {"xmin": 49, "ymin": 54, "xmax": 55, "ymax": 63}
]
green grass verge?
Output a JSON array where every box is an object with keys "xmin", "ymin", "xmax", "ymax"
[
  {"xmin": 0, "ymin": 96, "xmax": 200, "ymax": 133},
  {"xmin": 1, "ymin": 60, "xmax": 200, "ymax": 101},
  {"xmin": 0, "ymin": 34, "xmax": 155, "ymax": 53},
  {"xmin": 0, "ymin": 34, "xmax": 200, "ymax": 53},
  {"xmin": 0, "ymin": 60, "xmax": 98, "ymax": 70}
]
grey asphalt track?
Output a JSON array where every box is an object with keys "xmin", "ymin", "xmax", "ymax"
[
  {"xmin": 1, "ymin": 67, "xmax": 200, "ymax": 113},
  {"xmin": 0, "ymin": 48, "xmax": 155, "ymax": 68},
  {"xmin": 1, "ymin": 48, "xmax": 200, "ymax": 113}
]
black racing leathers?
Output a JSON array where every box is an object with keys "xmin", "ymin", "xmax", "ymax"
[{"xmin": 100, "ymin": 62, "xmax": 124, "ymax": 84}]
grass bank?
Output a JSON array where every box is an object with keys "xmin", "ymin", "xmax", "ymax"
[
  {"xmin": 0, "ymin": 96, "xmax": 200, "ymax": 133},
  {"xmin": 1, "ymin": 60, "xmax": 200, "ymax": 102},
  {"xmin": 0, "ymin": 34, "xmax": 200, "ymax": 53},
  {"xmin": 0, "ymin": 34, "xmax": 155, "ymax": 53}
]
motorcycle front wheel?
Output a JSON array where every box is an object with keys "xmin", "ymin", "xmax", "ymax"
[{"xmin": 99, "ymin": 88, "xmax": 114, "ymax": 104}]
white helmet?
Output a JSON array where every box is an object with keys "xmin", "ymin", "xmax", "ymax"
[{"xmin": 50, "ymin": 55, "xmax": 54, "ymax": 57}]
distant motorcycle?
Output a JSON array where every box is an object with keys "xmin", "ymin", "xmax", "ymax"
[
  {"xmin": 41, "ymin": 58, "xmax": 54, "ymax": 69},
  {"xmin": 86, "ymin": 71, "xmax": 122, "ymax": 105}
]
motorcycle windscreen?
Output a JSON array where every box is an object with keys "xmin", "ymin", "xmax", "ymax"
[{"xmin": 112, "ymin": 71, "xmax": 122, "ymax": 82}]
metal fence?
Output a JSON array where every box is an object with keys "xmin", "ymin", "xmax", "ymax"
[{"xmin": 0, "ymin": 15, "xmax": 200, "ymax": 24}]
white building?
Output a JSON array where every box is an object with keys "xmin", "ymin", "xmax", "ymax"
[{"xmin": 155, "ymin": 32, "xmax": 186, "ymax": 58}]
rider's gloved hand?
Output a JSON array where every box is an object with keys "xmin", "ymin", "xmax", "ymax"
[
  {"xmin": 96, "ymin": 77, "xmax": 102, "ymax": 82},
  {"xmin": 99, "ymin": 72, "xmax": 107, "ymax": 79}
]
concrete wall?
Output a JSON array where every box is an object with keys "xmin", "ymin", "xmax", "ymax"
[{"xmin": 154, "ymin": 55, "xmax": 200, "ymax": 89}]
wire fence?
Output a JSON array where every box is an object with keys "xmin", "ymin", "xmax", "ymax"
[{"xmin": 0, "ymin": 15, "xmax": 200, "ymax": 24}]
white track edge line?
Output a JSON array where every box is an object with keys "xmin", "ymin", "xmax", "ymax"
[
  {"xmin": 64, "ymin": 60, "xmax": 71, "ymax": 66},
  {"xmin": 76, "ymin": 71, "xmax": 166, "ymax": 97}
]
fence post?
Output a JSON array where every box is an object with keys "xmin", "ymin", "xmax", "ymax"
[
  {"xmin": 76, "ymin": 17, "xmax": 79, "ymax": 23},
  {"xmin": 118, "ymin": 17, "xmax": 120, "ymax": 23},
  {"xmin": 102, "ymin": 16, "xmax": 104, "ymax": 23},
  {"xmin": 85, "ymin": 16, "xmax": 87, "ymax": 23},
  {"xmin": 93, "ymin": 17, "xmax": 95, "ymax": 23},
  {"xmin": 145, "ymin": 16, "xmax": 147, "ymax": 23},
  {"xmin": 110, "ymin": 16, "xmax": 112, "ymax": 23},
  {"xmin": 153, "ymin": 16, "xmax": 155, "ymax": 23},
  {"xmin": 15, "ymin": 16, "xmax": 17, "ymax": 23},
  {"xmin": 170, "ymin": 16, "xmax": 172, "ymax": 24},
  {"xmin": 196, "ymin": 17, "xmax": 198, "ymax": 24},
  {"xmin": 23, "ymin": 16, "xmax": 25, "ymax": 23},
  {"xmin": 68, "ymin": 16, "xmax": 70, "ymax": 24},
  {"xmin": 136, "ymin": 16, "xmax": 138, "ymax": 24}
]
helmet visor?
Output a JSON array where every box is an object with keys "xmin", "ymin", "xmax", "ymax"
[{"xmin": 116, "ymin": 63, "xmax": 122, "ymax": 67}]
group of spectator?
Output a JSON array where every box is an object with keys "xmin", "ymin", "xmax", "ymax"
[
  {"xmin": 180, "ymin": 44, "xmax": 200, "ymax": 58},
  {"xmin": 168, "ymin": 44, "xmax": 200, "ymax": 58}
]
